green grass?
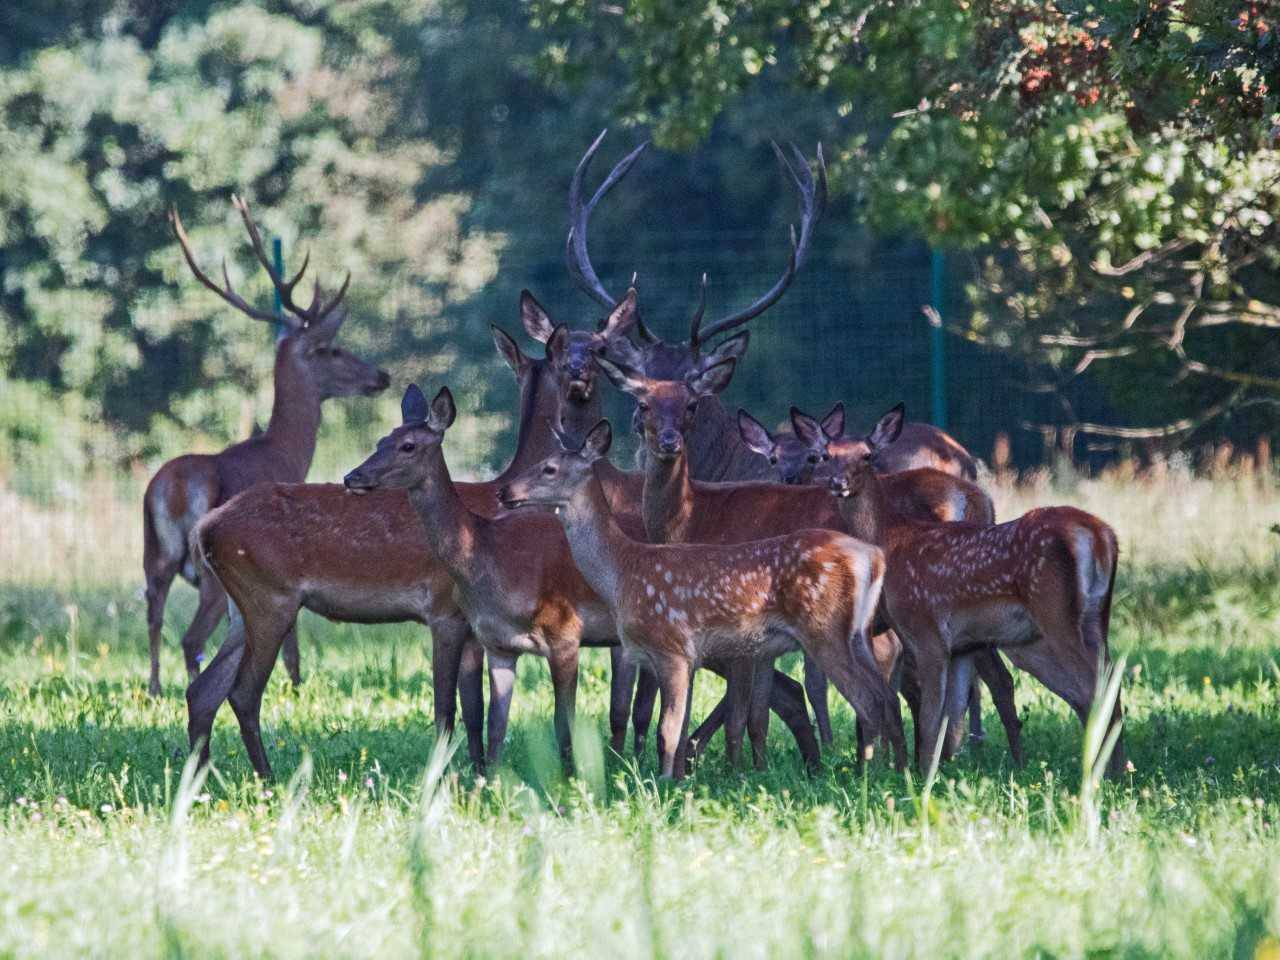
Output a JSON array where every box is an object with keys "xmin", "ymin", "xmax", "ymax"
[{"xmin": 3, "ymin": 479, "xmax": 1280, "ymax": 957}]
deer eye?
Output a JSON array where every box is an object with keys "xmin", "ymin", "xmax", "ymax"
[
  {"xmin": 400, "ymin": 441, "xmax": 416, "ymax": 453},
  {"xmin": 822, "ymin": 452, "xmax": 830, "ymax": 461},
  {"xmin": 769, "ymin": 455, "xmax": 778, "ymax": 465},
  {"xmin": 686, "ymin": 401, "xmax": 698, "ymax": 414},
  {"xmin": 542, "ymin": 465, "xmax": 557, "ymax": 476},
  {"xmin": 637, "ymin": 402, "xmax": 649, "ymax": 413},
  {"xmin": 807, "ymin": 453, "xmax": 819, "ymax": 464}
]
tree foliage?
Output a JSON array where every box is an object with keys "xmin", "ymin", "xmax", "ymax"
[
  {"xmin": 531, "ymin": 0, "xmax": 1280, "ymax": 441},
  {"xmin": 0, "ymin": 0, "xmax": 495, "ymax": 463}
]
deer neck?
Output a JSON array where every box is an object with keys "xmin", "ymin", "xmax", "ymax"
[
  {"xmin": 684, "ymin": 398, "xmax": 770, "ymax": 482},
  {"xmin": 493, "ymin": 370, "xmax": 603, "ymax": 485},
  {"xmin": 642, "ymin": 448, "xmax": 694, "ymax": 544},
  {"xmin": 558, "ymin": 473, "xmax": 635, "ymax": 609},
  {"xmin": 838, "ymin": 472, "xmax": 896, "ymax": 551},
  {"xmin": 405, "ymin": 446, "xmax": 483, "ymax": 582},
  {"xmin": 263, "ymin": 347, "xmax": 324, "ymax": 479}
]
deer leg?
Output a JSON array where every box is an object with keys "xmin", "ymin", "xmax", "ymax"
[
  {"xmin": 910, "ymin": 641, "xmax": 949, "ymax": 775},
  {"xmin": 225, "ymin": 616, "xmax": 291, "ymax": 781},
  {"xmin": 803, "ymin": 654, "xmax": 833, "ymax": 746},
  {"xmin": 185, "ymin": 609, "xmax": 247, "ymax": 769},
  {"xmin": 608, "ymin": 646, "xmax": 638, "ymax": 755},
  {"xmin": 967, "ymin": 676, "xmax": 985, "ymax": 743},
  {"xmin": 458, "ymin": 639, "xmax": 486, "ymax": 767},
  {"xmin": 429, "ymin": 617, "xmax": 468, "ymax": 740},
  {"xmin": 942, "ymin": 654, "xmax": 975, "ymax": 761},
  {"xmin": 747, "ymin": 658, "xmax": 776, "ymax": 771},
  {"xmin": 654, "ymin": 656, "xmax": 692, "ymax": 780},
  {"xmin": 811, "ymin": 627, "xmax": 908, "ymax": 770},
  {"xmin": 281, "ymin": 625, "xmax": 303, "ymax": 687},
  {"xmin": 145, "ymin": 563, "xmax": 177, "ymax": 697},
  {"xmin": 633, "ymin": 667, "xmax": 659, "ymax": 758},
  {"xmin": 181, "ymin": 575, "xmax": 228, "ymax": 682},
  {"xmin": 485, "ymin": 652, "xmax": 518, "ymax": 768},
  {"xmin": 547, "ymin": 642, "xmax": 580, "ymax": 767},
  {"xmin": 688, "ymin": 667, "xmax": 815, "ymax": 766},
  {"xmin": 722, "ymin": 659, "xmax": 755, "ymax": 768},
  {"xmin": 973, "ymin": 649, "xmax": 1023, "ymax": 766}
]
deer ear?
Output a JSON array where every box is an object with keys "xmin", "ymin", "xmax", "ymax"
[
  {"xmin": 737, "ymin": 409, "xmax": 775, "ymax": 457},
  {"xmin": 305, "ymin": 303, "xmax": 348, "ymax": 345},
  {"xmin": 520, "ymin": 290, "xmax": 556, "ymax": 343},
  {"xmin": 428, "ymin": 386, "xmax": 457, "ymax": 431},
  {"xmin": 595, "ymin": 354, "xmax": 648, "ymax": 397},
  {"xmin": 820, "ymin": 401, "xmax": 845, "ymax": 440},
  {"xmin": 688, "ymin": 357, "xmax": 736, "ymax": 397},
  {"xmin": 790, "ymin": 407, "xmax": 827, "ymax": 449},
  {"xmin": 402, "ymin": 384, "xmax": 430, "ymax": 424},
  {"xmin": 596, "ymin": 334, "xmax": 644, "ymax": 373},
  {"xmin": 545, "ymin": 324, "xmax": 570, "ymax": 363},
  {"xmin": 491, "ymin": 325, "xmax": 527, "ymax": 375},
  {"xmin": 582, "ymin": 419, "xmax": 613, "ymax": 461},
  {"xmin": 868, "ymin": 403, "xmax": 905, "ymax": 451},
  {"xmin": 700, "ymin": 331, "xmax": 750, "ymax": 368},
  {"xmin": 600, "ymin": 287, "xmax": 639, "ymax": 340}
]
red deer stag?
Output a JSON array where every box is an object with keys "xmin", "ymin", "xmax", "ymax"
[
  {"xmin": 144, "ymin": 198, "xmax": 389, "ymax": 695},
  {"xmin": 828, "ymin": 404, "xmax": 1122, "ymax": 773},
  {"xmin": 498, "ymin": 420, "xmax": 906, "ymax": 778},
  {"xmin": 185, "ymin": 302, "xmax": 642, "ymax": 774},
  {"xmin": 741, "ymin": 405, "xmax": 1024, "ymax": 763},
  {"xmin": 565, "ymin": 131, "xmax": 843, "ymax": 751}
]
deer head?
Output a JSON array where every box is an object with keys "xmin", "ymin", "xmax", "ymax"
[
  {"xmin": 520, "ymin": 288, "xmax": 640, "ymax": 405},
  {"xmin": 564, "ymin": 130, "xmax": 827, "ymax": 387},
  {"xmin": 343, "ymin": 385, "xmax": 457, "ymax": 494},
  {"xmin": 826, "ymin": 403, "xmax": 906, "ymax": 500},
  {"xmin": 737, "ymin": 402, "xmax": 845, "ymax": 485},
  {"xmin": 498, "ymin": 420, "xmax": 613, "ymax": 511},
  {"xmin": 595, "ymin": 354, "xmax": 737, "ymax": 461},
  {"xmin": 171, "ymin": 197, "xmax": 390, "ymax": 401}
]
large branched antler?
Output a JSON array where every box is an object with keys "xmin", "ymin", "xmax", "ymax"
[
  {"xmin": 690, "ymin": 142, "xmax": 828, "ymax": 346},
  {"xmin": 565, "ymin": 129, "xmax": 650, "ymax": 309},
  {"xmin": 169, "ymin": 198, "xmax": 351, "ymax": 330}
]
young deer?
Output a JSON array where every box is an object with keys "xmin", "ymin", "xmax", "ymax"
[
  {"xmin": 145, "ymin": 198, "xmax": 389, "ymax": 695},
  {"xmin": 185, "ymin": 305, "xmax": 641, "ymax": 777},
  {"xmin": 829, "ymin": 404, "xmax": 1122, "ymax": 773},
  {"xmin": 742, "ymin": 406, "xmax": 1025, "ymax": 764},
  {"xmin": 748, "ymin": 401, "xmax": 979, "ymax": 485},
  {"xmin": 498, "ymin": 419, "xmax": 906, "ymax": 779}
]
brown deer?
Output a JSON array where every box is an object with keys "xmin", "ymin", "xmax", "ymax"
[
  {"xmin": 498, "ymin": 419, "xmax": 906, "ymax": 778},
  {"xmin": 336, "ymin": 384, "xmax": 824, "ymax": 774},
  {"xmin": 770, "ymin": 405, "xmax": 1024, "ymax": 765},
  {"xmin": 184, "ymin": 303, "xmax": 643, "ymax": 775},
  {"xmin": 144, "ymin": 198, "xmax": 389, "ymax": 695},
  {"xmin": 828, "ymin": 403, "xmax": 1122, "ymax": 773},
  {"xmin": 752, "ymin": 401, "xmax": 979, "ymax": 484}
]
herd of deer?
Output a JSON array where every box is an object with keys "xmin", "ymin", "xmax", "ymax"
[{"xmin": 144, "ymin": 133, "xmax": 1124, "ymax": 783}]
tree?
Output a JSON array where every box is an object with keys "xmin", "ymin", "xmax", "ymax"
[
  {"xmin": 530, "ymin": 0, "xmax": 1280, "ymax": 446},
  {"xmin": 0, "ymin": 0, "xmax": 496, "ymax": 468}
]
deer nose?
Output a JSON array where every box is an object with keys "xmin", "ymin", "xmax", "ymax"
[
  {"xmin": 827, "ymin": 475, "xmax": 849, "ymax": 496},
  {"xmin": 343, "ymin": 469, "xmax": 373, "ymax": 493},
  {"xmin": 657, "ymin": 429, "xmax": 682, "ymax": 455},
  {"xmin": 376, "ymin": 370, "xmax": 391, "ymax": 388}
]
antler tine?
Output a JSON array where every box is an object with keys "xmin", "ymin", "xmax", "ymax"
[
  {"xmin": 565, "ymin": 130, "xmax": 650, "ymax": 309},
  {"xmin": 232, "ymin": 194, "xmax": 315, "ymax": 322},
  {"xmin": 692, "ymin": 142, "xmax": 828, "ymax": 346},
  {"xmin": 169, "ymin": 207, "xmax": 281, "ymax": 325},
  {"xmin": 314, "ymin": 271, "xmax": 352, "ymax": 322},
  {"xmin": 688, "ymin": 272, "xmax": 710, "ymax": 344}
]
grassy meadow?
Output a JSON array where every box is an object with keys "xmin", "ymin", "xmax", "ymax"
[{"xmin": 2, "ymin": 462, "xmax": 1280, "ymax": 957}]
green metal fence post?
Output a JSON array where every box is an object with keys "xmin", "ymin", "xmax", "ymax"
[
  {"xmin": 929, "ymin": 248, "xmax": 947, "ymax": 430},
  {"xmin": 272, "ymin": 236, "xmax": 285, "ymax": 334}
]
